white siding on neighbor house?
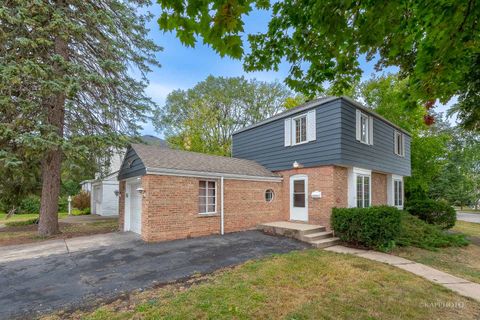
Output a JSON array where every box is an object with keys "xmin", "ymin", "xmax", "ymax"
[
  {"xmin": 101, "ymin": 182, "xmax": 120, "ymax": 216},
  {"xmin": 90, "ymin": 180, "xmax": 120, "ymax": 216}
]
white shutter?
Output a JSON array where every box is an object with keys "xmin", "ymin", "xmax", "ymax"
[
  {"xmin": 307, "ymin": 110, "xmax": 316, "ymax": 141},
  {"xmin": 368, "ymin": 116, "xmax": 374, "ymax": 145},
  {"xmin": 284, "ymin": 118, "xmax": 291, "ymax": 146},
  {"xmin": 355, "ymin": 109, "xmax": 361, "ymax": 141},
  {"xmin": 394, "ymin": 131, "xmax": 398, "ymax": 154},
  {"xmin": 401, "ymin": 134, "xmax": 405, "ymax": 156}
]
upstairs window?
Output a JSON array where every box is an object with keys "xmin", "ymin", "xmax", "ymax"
[
  {"xmin": 284, "ymin": 110, "xmax": 316, "ymax": 146},
  {"xmin": 394, "ymin": 131, "xmax": 405, "ymax": 156},
  {"xmin": 294, "ymin": 115, "xmax": 307, "ymax": 144},
  {"xmin": 356, "ymin": 110, "xmax": 373, "ymax": 145},
  {"xmin": 199, "ymin": 180, "xmax": 216, "ymax": 214}
]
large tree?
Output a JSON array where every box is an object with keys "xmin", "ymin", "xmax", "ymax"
[
  {"xmin": 1, "ymin": 0, "xmax": 160, "ymax": 235},
  {"xmin": 157, "ymin": 0, "xmax": 480, "ymax": 129},
  {"xmin": 431, "ymin": 128, "xmax": 480, "ymax": 208},
  {"xmin": 153, "ymin": 76, "xmax": 292, "ymax": 155}
]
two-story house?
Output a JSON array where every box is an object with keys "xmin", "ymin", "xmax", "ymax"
[{"xmin": 117, "ymin": 97, "xmax": 410, "ymax": 242}]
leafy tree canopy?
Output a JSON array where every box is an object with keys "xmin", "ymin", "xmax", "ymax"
[
  {"xmin": 157, "ymin": 0, "xmax": 480, "ymax": 129},
  {"xmin": 153, "ymin": 75, "xmax": 292, "ymax": 155}
]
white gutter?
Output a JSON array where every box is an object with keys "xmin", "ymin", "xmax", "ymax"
[
  {"xmin": 145, "ymin": 167, "xmax": 283, "ymax": 182},
  {"xmin": 221, "ymin": 176, "xmax": 224, "ymax": 235}
]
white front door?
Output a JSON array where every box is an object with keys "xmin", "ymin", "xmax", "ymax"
[
  {"xmin": 290, "ymin": 175, "xmax": 308, "ymax": 221},
  {"xmin": 129, "ymin": 182, "xmax": 142, "ymax": 234}
]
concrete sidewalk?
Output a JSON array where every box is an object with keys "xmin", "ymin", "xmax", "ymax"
[
  {"xmin": 457, "ymin": 212, "xmax": 480, "ymax": 224},
  {"xmin": 0, "ymin": 232, "xmax": 138, "ymax": 263},
  {"xmin": 325, "ymin": 245, "xmax": 480, "ymax": 302}
]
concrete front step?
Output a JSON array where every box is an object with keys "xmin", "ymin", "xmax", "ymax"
[
  {"xmin": 310, "ymin": 237, "xmax": 341, "ymax": 248},
  {"xmin": 257, "ymin": 221, "xmax": 339, "ymax": 248},
  {"xmin": 300, "ymin": 231, "xmax": 334, "ymax": 242}
]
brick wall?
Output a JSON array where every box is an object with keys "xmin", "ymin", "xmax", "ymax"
[
  {"xmin": 119, "ymin": 166, "xmax": 389, "ymax": 242},
  {"xmin": 372, "ymin": 172, "xmax": 388, "ymax": 205},
  {"xmin": 127, "ymin": 175, "xmax": 284, "ymax": 242},
  {"xmin": 223, "ymin": 179, "xmax": 286, "ymax": 233},
  {"xmin": 276, "ymin": 165, "xmax": 348, "ymax": 229}
]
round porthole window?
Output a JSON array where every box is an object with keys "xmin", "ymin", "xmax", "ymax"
[{"xmin": 265, "ymin": 189, "xmax": 274, "ymax": 202}]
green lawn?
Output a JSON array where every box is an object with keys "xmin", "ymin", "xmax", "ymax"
[
  {"xmin": 0, "ymin": 212, "xmax": 69, "ymax": 224},
  {"xmin": 0, "ymin": 220, "xmax": 118, "ymax": 246},
  {"xmin": 453, "ymin": 221, "xmax": 480, "ymax": 238},
  {"xmin": 44, "ymin": 250, "xmax": 480, "ymax": 320},
  {"xmin": 394, "ymin": 221, "xmax": 480, "ymax": 284},
  {"xmin": 456, "ymin": 208, "xmax": 480, "ymax": 214}
]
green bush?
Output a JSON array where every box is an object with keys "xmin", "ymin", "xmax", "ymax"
[
  {"xmin": 397, "ymin": 212, "xmax": 468, "ymax": 250},
  {"xmin": 71, "ymin": 207, "xmax": 91, "ymax": 216},
  {"xmin": 405, "ymin": 199, "xmax": 456, "ymax": 229},
  {"xmin": 5, "ymin": 218, "xmax": 39, "ymax": 227},
  {"xmin": 58, "ymin": 196, "xmax": 68, "ymax": 212},
  {"xmin": 18, "ymin": 195, "xmax": 41, "ymax": 214},
  {"xmin": 331, "ymin": 206, "xmax": 402, "ymax": 251}
]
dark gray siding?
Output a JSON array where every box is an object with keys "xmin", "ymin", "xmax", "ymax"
[
  {"xmin": 232, "ymin": 98, "xmax": 411, "ymax": 176},
  {"xmin": 232, "ymin": 99, "xmax": 343, "ymax": 171},
  {"xmin": 338, "ymin": 100, "xmax": 411, "ymax": 176},
  {"xmin": 117, "ymin": 146, "xmax": 146, "ymax": 180}
]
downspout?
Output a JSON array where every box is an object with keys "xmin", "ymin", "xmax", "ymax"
[{"xmin": 221, "ymin": 176, "xmax": 224, "ymax": 235}]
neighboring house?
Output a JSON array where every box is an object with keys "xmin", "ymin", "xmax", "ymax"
[
  {"xmin": 88, "ymin": 135, "xmax": 167, "ymax": 216},
  {"xmin": 117, "ymin": 97, "xmax": 411, "ymax": 241}
]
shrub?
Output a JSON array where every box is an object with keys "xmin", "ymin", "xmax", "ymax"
[
  {"xmin": 58, "ymin": 196, "xmax": 68, "ymax": 212},
  {"xmin": 71, "ymin": 208, "xmax": 91, "ymax": 216},
  {"xmin": 405, "ymin": 199, "xmax": 456, "ymax": 229},
  {"xmin": 72, "ymin": 191, "xmax": 90, "ymax": 210},
  {"xmin": 331, "ymin": 206, "xmax": 402, "ymax": 251},
  {"xmin": 397, "ymin": 212, "xmax": 468, "ymax": 250},
  {"xmin": 5, "ymin": 218, "xmax": 39, "ymax": 227},
  {"xmin": 18, "ymin": 195, "xmax": 41, "ymax": 214}
]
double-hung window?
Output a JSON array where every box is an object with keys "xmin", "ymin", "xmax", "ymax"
[
  {"xmin": 356, "ymin": 110, "xmax": 373, "ymax": 145},
  {"xmin": 199, "ymin": 180, "xmax": 216, "ymax": 214},
  {"xmin": 394, "ymin": 131, "xmax": 405, "ymax": 156},
  {"xmin": 394, "ymin": 179, "xmax": 403, "ymax": 207},
  {"xmin": 356, "ymin": 174, "xmax": 371, "ymax": 208},
  {"xmin": 293, "ymin": 115, "xmax": 307, "ymax": 144},
  {"xmin": 284, "ymin": 110, "xmax": 316, "ymax": 146}
]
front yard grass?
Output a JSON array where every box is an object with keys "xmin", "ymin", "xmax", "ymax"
[
  {"xmin": 0, "ymin": 220, "xmax": 118, "ymax": 246},
  {"xmin": 44, "ymin": 250, "xmax": 480, "ymax": 320},
  {"xmin": 394, "ymin": 221, "xmax": 480, "ymax": 284},
  {"xmin": 453, "ymin": 221, "xmax": 480, "ymax": 238},
  {"xmin": 0, "ymin": 212, "xmax": 69, "ymax": 224}
]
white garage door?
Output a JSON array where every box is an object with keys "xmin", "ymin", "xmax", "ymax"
[{"xmin": 129, "ymin": 182, "xmax": 142, "ymax": 234}]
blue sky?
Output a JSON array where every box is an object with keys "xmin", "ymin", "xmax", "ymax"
[{"xmin": 141, "ymin": 4, "xmax": 453, "ymax": 136}]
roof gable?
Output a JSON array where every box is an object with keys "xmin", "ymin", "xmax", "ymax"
[{"xmin": 118, "ymin": 144, "xmax": 279, "ymax": 180}]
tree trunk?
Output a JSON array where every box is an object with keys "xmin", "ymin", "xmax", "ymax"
[{"xmin": 38, "ymin": 0, "xmax": 68, "ymax": 236}]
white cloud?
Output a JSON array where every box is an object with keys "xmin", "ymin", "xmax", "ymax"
[{"xmin": 145, "ymin": 81, "xmax": 183, "ymax": 106}]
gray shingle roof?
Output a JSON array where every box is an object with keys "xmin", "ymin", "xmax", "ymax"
[{"xmin": 131, "ymin": 144, "xmax": 279, "ymax": 178}]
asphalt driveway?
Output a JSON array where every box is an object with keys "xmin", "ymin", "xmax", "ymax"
[{"xmin": 0, "ymin": 231, "xmax": 307, "ymax": 319}]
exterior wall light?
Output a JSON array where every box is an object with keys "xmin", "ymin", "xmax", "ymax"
[
  {"xmin": 114, "ymin": 190, "xmax": 120, "ymax": 197},
  {"xmin": 293, "ymin": 161, "xmax": 300, "ymax": 168}
]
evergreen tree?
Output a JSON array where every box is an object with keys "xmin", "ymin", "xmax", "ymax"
[{"xmin": 0, "ymin": 0, "xmax": 161, "ymax": 235}]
